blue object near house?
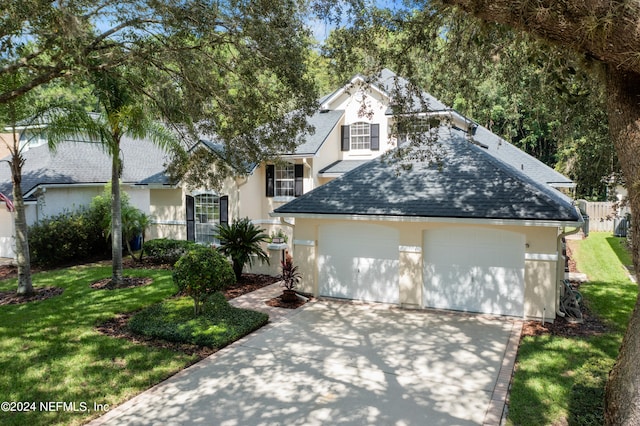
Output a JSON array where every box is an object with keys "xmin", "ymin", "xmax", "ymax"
[{"xmin": 130, "ymin": 234, "xmax": 143, "ymax": 251}]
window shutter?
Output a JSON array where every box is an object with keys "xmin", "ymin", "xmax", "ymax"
[
  {"xmin": 219, "ymin": 195, "xmax": 229, "ymax": 226},
  {"xmin": 341, "ymin": 125, "xmax": 350, "ymax": 151},
  {"xmin": 266, "ymin": 164, "xmax": 275, "ymax": 197},
  {"xmin": 370, "ymin": 123, "xmax": 380, "ymax": 151},
  {"xmin": 185, "ymin": 195, "xmax": 195, "ymax": 241},
  {"xmin": 294, "ymin": 164, "xmax": 304, "ymax": 197}
]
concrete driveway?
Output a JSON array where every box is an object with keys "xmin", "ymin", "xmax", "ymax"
[{"xmin": 90, "ymin": 301, "xmax": 521, "ymax": 426}]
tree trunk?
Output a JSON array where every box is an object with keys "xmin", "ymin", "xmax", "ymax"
[
  {"xmin": 111, "ymin": 148, "xmax": 123, "ymax": 286},
  {"xmin": 604, "ymin": 65, "xmax": 640, "ymax": 425},
  {"xmin": 10, "ymin": 152, "xmax": 33, "ymax": 295}
]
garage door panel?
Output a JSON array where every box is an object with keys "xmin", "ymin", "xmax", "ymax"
[
  {"xmin": 424, "ymin": 227, "xmax": 524, "ymax": 317},
  {"xmin": 319, "ymin": 223, "xmax": 399, "ymax": 304}
]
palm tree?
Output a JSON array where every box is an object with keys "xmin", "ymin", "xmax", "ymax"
[
  {"xmin": 215, "ymin": 217, "xmax": 270, "ymax": 281},
  {"xmin": 0, "ymin": 71, "xmax": 49, "ymax": 295},
  {"xmin": 45, "ymin": 69, "xmax": 180, "ymax": 286}
]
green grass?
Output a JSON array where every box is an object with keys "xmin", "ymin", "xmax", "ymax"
[
  {"xmin": 507, "ymin": 233, "xmax": 637, "ymax": 426},
  {"xmin": 130, "ymin": 292, "xmax": 268, "ymax": 347},
  {"xmin": 0, "ymin": 265, "xmax": 267, "ymax": 426}
]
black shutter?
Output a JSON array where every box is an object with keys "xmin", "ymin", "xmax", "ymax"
[
  {"xmin": 219, "ymin": 195, "xmax": 229, "ymax": 226},
  {"xmin": 186, "ymin": 195, "xmax": 195, "ymax": 241},
  {"xmin": 341, "ymin": 125, "xmax": 350, "ymax": 151},
  {"xmin": 294, "ymin": 164, "xmax": 304, "ymax": 197},
  {"xmin": 266, "ymin": 164, "xmax": 275, "ymax": 197},
  {"xmin": 370, "ymin": 123, "xmax": 380, "ymax": 151}
]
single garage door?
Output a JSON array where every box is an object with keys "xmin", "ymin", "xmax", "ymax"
[
  {"xmin": 318, "ymin": 223, "xmax": 399, "ymax": 304},
  {"xmin": 423, "ymin": 227, "xmax": 525, "ymax": 317}
]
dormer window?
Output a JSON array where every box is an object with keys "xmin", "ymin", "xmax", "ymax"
[
  {"xmin": 350, "ymin": 122, "xmax": 371, "ymax": 150},
  {"xmin": 341, "ymin": 123, "xmax": 380, "ymax": 152}
]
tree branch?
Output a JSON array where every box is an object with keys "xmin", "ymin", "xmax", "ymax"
[{"xmin": 440, "ymin": 0, "xmax": 640, "ymax": 73}]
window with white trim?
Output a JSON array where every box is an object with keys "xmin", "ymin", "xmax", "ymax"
[
  {"xmin": 350, "ymin": 122, "xmax": 371, "ymax": 150},
  {"xmin": 194, "ymin": 193, "xmax": 219, "ymax": 244},
  {"xmin": 275, "ymin": 164, "xmax": 295, "ymax": 197}
]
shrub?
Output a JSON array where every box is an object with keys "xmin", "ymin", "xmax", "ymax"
[
  {"xmin": 128, "ymin": 293, "xmax": 269, "ymax": 347},
  {"xmin": 29, "ymin": 208, "xmax": 109, "ymax": 266},
  {"xmin": 143, "ymin": 238, "xmax": 197, "ymax": 264},
  {"xmin": 215, "ymin": 217, "xmax": 270, "ymax": 281},
  {"xmin": 173, "ymin": 247, "xmax": 235, "ymax": 315}
]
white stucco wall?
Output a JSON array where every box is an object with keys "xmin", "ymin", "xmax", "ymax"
[{"xmin": 291, "ymin": 217, "xmax": 562, "ymax": 320}]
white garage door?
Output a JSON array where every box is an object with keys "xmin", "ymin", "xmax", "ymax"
[
  {"xmin": 318, "ymin": 223, "xmax": 399, "ymax": 304},
  {"xmin": 423, "ymin": 227, "xmax": 525, "ymax": 317}
]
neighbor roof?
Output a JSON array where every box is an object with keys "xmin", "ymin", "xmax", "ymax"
[
  {"xmin": 0, "ymin": 137, "xmax": 172, "ymax": 199},
  {"xmin": 274, "ymin": 126, "xmax": 582, "ymax": 224}
]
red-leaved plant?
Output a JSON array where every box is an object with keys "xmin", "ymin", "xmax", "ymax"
[{"xmin": 279, "ymin": 252, "xmax": 301, "ymax": 291}]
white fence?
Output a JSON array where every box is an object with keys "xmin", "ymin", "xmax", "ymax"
[{"xmin": 577, "ymin": 200, "xmax": 631, "ymax": 233}]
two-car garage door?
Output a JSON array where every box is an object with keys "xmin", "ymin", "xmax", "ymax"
[{"xmin": 317, "ymin": 223, "xmax": 525, "ymax": 317}]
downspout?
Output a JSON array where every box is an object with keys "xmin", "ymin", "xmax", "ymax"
[{"xmin": 555, "ymin": 225, "xmax": 583, "ymax": 317}]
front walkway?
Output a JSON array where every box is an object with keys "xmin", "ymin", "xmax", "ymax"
[{"xmin": 228, "ymin": 282, "xmax": 301, "ymax": 323}]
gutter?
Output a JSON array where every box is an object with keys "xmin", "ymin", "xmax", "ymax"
[{"xmin": 269, "ymin": 211, "xmax": 584, "ymax": 228}]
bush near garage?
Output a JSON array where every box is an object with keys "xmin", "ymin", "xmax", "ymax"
[{"xmin": 173, "ymin": 246, "xmax": 235, "ymax": 315}]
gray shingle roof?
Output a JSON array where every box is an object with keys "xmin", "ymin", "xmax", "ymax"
[
  {"xmin": 0, "ymin": 136, "xmax": 171, "ymax": 198},
  {"xmin": 291, "ymin": 109, "xmax": 344, "ymax": 156},
  {"xmin": 472, "ymin": 125, "xmax": 574, "ymax": 187},
  {"xmin": 319, "ymin": 160, "xmax": 369, "ymax": 176},
  {"xmin": 375, "ymin": 68, "xmax": 448, "ymax": 113},
  {"xmin": 274, "ymin": 127, "xmax": 582, "ymax": 223},
  {"xmin": 377, "ymin": 70, "xmax": 573, "ymax": 188}
]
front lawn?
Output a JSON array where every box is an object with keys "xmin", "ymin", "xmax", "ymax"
[
  {"xmin": 507, "ymin": 232, "xmax": 637, "ymax": 425},
  {"xmin": 0, "ymin": 265, "xmax": 267, "ymax": 426}
]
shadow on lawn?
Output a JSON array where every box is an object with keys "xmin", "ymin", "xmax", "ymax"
[{"xmin": 605, "ymin": 237, "xmax": 634, "ymax": 274}]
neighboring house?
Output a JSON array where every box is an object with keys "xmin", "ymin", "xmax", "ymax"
[
  {"xmin": 0, "ymin": 69, "xmax": 582, "ymax": 322},
  {"xmin": 0, "ymin": 137, "xmax": 175, "ymax": 258}
]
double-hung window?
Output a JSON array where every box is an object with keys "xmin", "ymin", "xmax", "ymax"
[
  {"xmin": 275, "ymin": 164, "xmax": 295, "ymax": 197},
  {"xmin": 194, "ymin": 193, "xmax": 219, "ymax": 244},
  {"xmin": 266, "ymin": 163, "xmax": 303, "ymax": 198},
  {"xmin": 350, "ymin": 122, "xmax": 371, "ymax": 150}
]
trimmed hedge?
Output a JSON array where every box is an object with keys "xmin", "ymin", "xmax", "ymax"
[
  {"xmin": 143, "ymin": 238, "xmax": 198, "ymax": 265},
  {"xmin": 28, "ymin": 208, "xmax": 109, "ymax": 266}
]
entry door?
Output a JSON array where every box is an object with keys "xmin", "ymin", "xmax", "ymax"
[{"xmin": 318, "ymin": 223, "xmax": 399, "ymax": 304}]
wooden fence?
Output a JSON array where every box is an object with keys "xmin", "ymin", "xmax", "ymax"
[{"xmin": 577, "ymin": 200, "xmax": 631, "ymax": 233}]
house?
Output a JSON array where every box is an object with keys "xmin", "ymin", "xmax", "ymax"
[
  {"xmin": 0, "ymin": 69, "xmax": 582, "ymax": 321},
  {"xmin": 272, "ymin": 126, "xmax": 583, "ymax": 320}
]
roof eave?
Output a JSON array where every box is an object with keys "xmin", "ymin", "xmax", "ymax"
[
  {"xmin": 269, "ymin": 211, "xmax": 583, "ymax": 228},
  {"xmin": 320, "ymin": 75, "xmax": 389, "ymax": 110}
]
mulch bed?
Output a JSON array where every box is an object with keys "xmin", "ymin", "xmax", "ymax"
[
  {"xmin": 0, "ymin": 286, "xmax": 64, "ymax": 306},
  {"xmin": 96, "ymin": 313, "xmax": 217, "ymax": 359},
  {"xmin": 265, "ymin": 294, "xmax": 309, "ymax": 309},
  {"xmin": 521, "ymin": 289, "xmax": 609, "ymax": 338},
  {"xmin": 94, "ymin": 272, "xmax": 282, "ymax": 358},
  {"xmin": 90, "ymin": 276, "xmax": 153, "ymax": 290}
]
